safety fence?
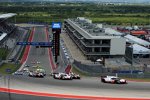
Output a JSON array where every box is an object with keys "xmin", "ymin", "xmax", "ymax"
[
  {"xmin": 72, "ymin": 59, "xmax": 150, "ymax": 78},
  {"xmin": 8, "ymin": 29, "xmax": 30, "ymax": 62}
]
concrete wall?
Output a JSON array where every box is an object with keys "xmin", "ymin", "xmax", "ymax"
[{"xmin": 110, "ymin": 38, "xmax": 126, "ymax": 55}]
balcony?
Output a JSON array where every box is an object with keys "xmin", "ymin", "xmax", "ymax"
[
  {"xmin": 82, "ymin": 50, "xmax": 110, "ymax": 56},
  {"xmin": 80, "ymin": 40, "xmax": 110, "ymax": 47}
]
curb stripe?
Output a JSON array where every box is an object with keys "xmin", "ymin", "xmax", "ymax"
[
  {"xmin": 45, "ymin": 27, "xmax": 56, "ymax": 71},
  {"xmin": 0, "ymin": 88, "xmax": 149, "ymax": 100},
  {"xmin": 21, "ymin": 27, "xmax": 34, "ymax": 64}
]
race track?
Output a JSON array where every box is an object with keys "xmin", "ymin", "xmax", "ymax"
[
  {"xmin": 0, "ymin": 27, "xmax": 150, "ymax": 100},
  {"xmin": 25, "ymin": 27, "xmax": 52, "ymax": 74}
]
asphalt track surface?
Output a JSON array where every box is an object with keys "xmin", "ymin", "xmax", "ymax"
[
  {"xmin": 25, "ymin": 27, "xmax": 52, "ymax": 74},
  {"xmin": 0, "ymin": 27, "xmax": 150, "ymax": 100},
  {"xmin": 0, "ymin": 92, "xmax": 77, "ymax": 100}
]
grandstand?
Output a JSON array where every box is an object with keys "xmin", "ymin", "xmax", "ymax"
[
  {"xmin": 125, "ymin": 34, "xmax": 150, "ymax": 48},
  {"xmin": 0, "ymin": 31, "xmax": 7, "ymax": 41},
  {"xmin": 0, "ymin": 13, "xmax": 17, "ymax": 44},
  {"xmin": 0, "ymin": 13, "xmax": 28, "ymax": 61}
]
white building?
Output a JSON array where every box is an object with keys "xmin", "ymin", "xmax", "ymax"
[{"xmin": 64, "ymin": 17, "xmax": 126, "ymax": 59}]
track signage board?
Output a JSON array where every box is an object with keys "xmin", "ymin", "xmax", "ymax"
[
  {"xmin": 52, "ymin": 22, "xmax": 61, "ymax": 62},
  {"xmin": 6, "ymin": 69, "xmax": 11, "ymax": 73},
  {"xmin": 125, "ymin": 47, "xmax": 133, "ymax": 65},
  {"xmin": 52, "ymin": 22, "xmax": 61, "ymax": 29},
  {"xmin": 16, "ymin": 42, "xmax": 53, "ymax": 46}
]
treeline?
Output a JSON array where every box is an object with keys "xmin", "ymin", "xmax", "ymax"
[
  {"xmin": 0, "ymin": 3, "xmax": 150, "ymax": 25},
  {"xmin": 1, "ymin": 4, "xmax": 150, "ymax": 14}
]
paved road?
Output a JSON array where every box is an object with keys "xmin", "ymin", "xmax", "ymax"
[{"xmin": 25, "ymin": 27, "xmax": 52, "ymax": 74}]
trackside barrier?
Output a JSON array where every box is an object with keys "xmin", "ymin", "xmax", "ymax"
[
  {"xmin": 73, "ymin": 60, "xmax": 150, "ymax": 78},
  {"xmin": 20, "ymin": 28, "xmax": 34, "ymax": 64},
  {"xmin": 45, "ymin": 27, "xmax": 56, "ymax": 72},
  {"xmin": 73, "ymin": 60, "xmax": 105, "ymax": 73},
  {"xmin": 14, "ymin": 30, "xmax": 30, "ymax": 62}
]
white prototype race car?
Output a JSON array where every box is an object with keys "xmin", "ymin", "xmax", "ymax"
[
  {"xmin": 29, "ymin": 71, "xmax": 44, "ymax": 78},
  {"xmin": 53, "ymin": 73, "xmax": 72, "ymax": 80},
  {"xmin": 69, "ymin": 72, "xmax": 80, "ymax": 79},
  {"xmin": 50, "ymin": 72, "xmax": 58, "ymax": 76},
  {"xmin": 101, "ymin": 76, "xmax": 127, "ymax": 84}
]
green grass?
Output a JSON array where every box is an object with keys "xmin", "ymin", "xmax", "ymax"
[
  {"xmin": 7, "ymin": 11, "xmax": 150, "ymax": 25},
  {"xmin": 15, "ymin": 14, "xmax": 150, "ymax": 25},
  {"xmin": 1, "ymin": 3, "xmax": 150, "ymax": 25},
  {"xmin": 0, "ymin": 48, "xmax": 9, "ymax": 60},
  {"xmin": 0, "ymin": 63, "xmax": 19, "ymax": 74},
  {"xmin": 18, "ymin": 46, "xmax": 26, "ymax": 61},
  {"xmin": 90, "ymin": 17, "xmax": 150, "ymax": 25}
]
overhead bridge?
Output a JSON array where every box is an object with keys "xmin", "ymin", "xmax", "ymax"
[{"xmin": 16, "ymin": 42, "xmax": 53, "ymax": 48}]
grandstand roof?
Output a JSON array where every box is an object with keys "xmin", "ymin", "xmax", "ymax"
[
  {"xmin": 105, "ymin": 28, "xmax": 124, "ymax": 36},
  {"xmin": 0, "ymin": 33, "xmax": 7, "ymax": 41},
  {"xmin": 0, "ymin": 13, "xmax": 17, "ymax": 19},
  {"xmin": 125, "ymin": 34, "xmax": 150, "ymax": 47},
  {"xmin": 130, "ymin": 44, "xmax": 150, "ymax": 54},
  {"xmin": 66, "ymin": 18, "xmax": 123, "ymax": 39}
]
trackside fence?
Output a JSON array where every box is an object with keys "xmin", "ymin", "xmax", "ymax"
[{"xmin": 72, "ymin": 59, "xmax": 150, "ymax": 78}]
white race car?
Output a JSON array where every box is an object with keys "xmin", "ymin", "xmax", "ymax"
[
  {"xmin": 53, "ymin": 73, "xmax": 72, "ymax": 80},
  {"xmin": 36, "ymin": 68, "xmax": 46, "ymax": 76},
  {"xmin": 13, "ymin": 71, "xmax": 24, "ymax": 75},
  {"xmin": 23, "ymin": 68, "xmax": 29, "ymax": 72},
  {"xmin": 50, "ymin": 72, "xmax": 58, "ymax": 76},
  {"xmin": 29, "ymin": 71, "xmax": 44, "ymax": 78},
  {"xmin": 69, "ymin": 72, "xmax": 80, "ymax": 79},
  {"xmin": 31, "ymin": 61, "xmax": 40, "ymax": 64},
  {"xmin": 24, "ymin": 65, "xmax": 30, "ymax": 67},
  {"xmin": 101, "ymin": 76, "xmax": 127, "ymax": 84}
]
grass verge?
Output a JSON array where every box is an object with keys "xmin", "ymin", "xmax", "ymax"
[
  {"xmin": 90, "ymin": 17, "xmax": 150, "ymax": 25},
  {"xmin": 18, "ymin": 46, "xmax": 26, "ymax": 60},
  {"xmin": 0, "ymin": 48, "xmax": 9, "ymax": 60},
  {"xmin": 0, "ymin": 29, "xmax": 31, "ymax": 75},
  {"xmin": 0, "ymin": 63, "xmax": 20, "ymax": 75}
]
